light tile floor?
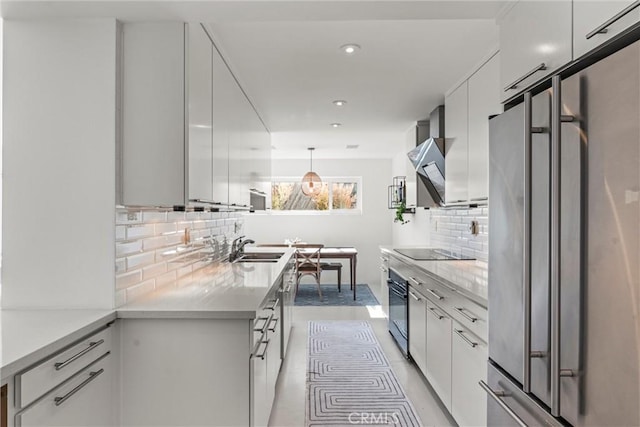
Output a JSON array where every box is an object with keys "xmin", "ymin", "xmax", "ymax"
[{"xmin": 268, "ymin": 304, "xmax": 457, "ymax": 427}]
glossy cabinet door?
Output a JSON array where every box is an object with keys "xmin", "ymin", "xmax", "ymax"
[
  {"xmin": 251, "ymin": 341, "xmax": 269, "ymax": 427},
  {"xmin": 444, "ymin": 82, "xmax": 469, "ymax": 204},
  {"xmin": 380, "ymin": 256, "xmax": 389, "ymax": 318},
  {"xmin": 212, "ymin": 47, "xmax": 231, "ymax": 206},
  {"xmin": 120, "ymin": 22, "xmax": 186, "ymax": 207},
  {"xmin": 451, "ymin": 322, "xmax": 488, "ymax": 427},
  {"xmin": 228, "ymin": 80, "xmax": 254, "ymax": 208},
  {"xmin": 499, "ymin": 0, "xmax": 572, "ymax": 102},
  {"xmin": 573, "ymin": 0, "xmax": 640, "ymax": 58},
  {"xmin": 188, "ymin": 24, "xmax": 213, "ymax": 202},
  {"xmin": 15, "ymin": 355, "xmax": 114, "ymax": 427},
  {"xmin": 467, "ymin": 53, "xmax": 501, "ymax": 202},
  {"xmin": 408, "ymin": 287, "xmax": 427, "ymax": 374},
  {"xmin": 425, "ymin": 299, "xmax": 452, "ymax": 410}
]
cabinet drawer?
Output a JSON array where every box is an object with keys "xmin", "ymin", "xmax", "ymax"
[
  {"xmin": 16, "ymin": 327, "xmax": 112, "ymax": 409},
  {"xmin": 15, "ymin": 353, "xmax": 113, "ymax": 427},
  {"xmin": 448, "ymin": 295, "xmax": 487, "ymax": 342},
  {"xmin": 406, "ymin": 272, "xmax": 456, "ymax": 310}
]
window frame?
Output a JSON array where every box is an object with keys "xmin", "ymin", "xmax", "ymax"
[{"xmin": 269, "ymin": 176, "xmax": 363, "ymax": 215}]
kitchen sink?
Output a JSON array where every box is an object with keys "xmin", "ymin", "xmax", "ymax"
[{"xmin": 233, "ymin": 252, "xmax": 284, "ymax": 263}]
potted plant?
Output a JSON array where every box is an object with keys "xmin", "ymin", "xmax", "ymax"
[{"xmin": 394, "ymin": 201, "xmax": 410, "ymax": 225}]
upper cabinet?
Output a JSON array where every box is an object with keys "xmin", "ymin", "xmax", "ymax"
[
  {"xmin": 120, "ymin": 22, "xmax": 187, "ymax": 207},
  {"xmin": 119, "ymin": 22, "xmax": 270, "ymax": 209},
  {"xmin": 499, "ymin": 0, "xmax": 572, "ymax": 102},
  {"xmin": 467, "ymin": 53, "xmax": 501, "ymax": 202},
  {"xmin": 445, "ymin": 52, "xmax": 501, "ymax": 205},
  {"xmin": 574, "ymin": 0, "xmax": 640, "ymax": 58},
  {"xmin": 444, "ymin": 82, "xmax": 469, "ymax": 205}
]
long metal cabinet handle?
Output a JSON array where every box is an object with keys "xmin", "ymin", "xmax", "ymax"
[
  {"xmin": 427, "ymin": 307, "xmax": 444, "ymax": 320},
  {"xmin": 454, "ymin": 329, "xmax": 478, "ymax": 348},
  {"xmin": 266, "ymin": 298, "xmax": 280, "ymax": 311},
  {"xmin": 254, "ymin": 339, "xmax": 270, "ymax": 360},
  {"xmin": 479, "ymin": 381, "xmax": 528, "ymax": 427},
  {"xmin": 426, "ymin": 288, "xmax": 443, "ymax": 300},
  {"xmin": 54, "ymin": 339, "xmax": 104, "ymax": 371},
  {"xmin": 254, "ymin": 316, "xmax": 271, "ymax": 333},
  {"xmin": 455, "ymin": 307, "xmax": 478, "ymax": 322},
  {"xmin": 504, "ymin": 63, "xmax": 547, "ymax": 92},
  {"xmin": 268, "ymin": 317, "xmax": 279, "ymax": 332},
  {"xmin": 586, "ymin": 0, "xmax": 640, "ymax": 39},
  {"xmin": 54, "ymin": 369, "xmax": 105, "ymax": 406},
  {"xmin": 407, "ymin": 277, "xmax": 421, "ymax": 287},
  {"xmin": 550, "ymin": 75, "xmax": 563, "ymax": 417},
  {"xmin": 408, "ymin": 291, "xmax": 421, "ymax": 301},
  {"xmin": 523, "ymin": 91, "xmax": 534, "ymax": 393},
  {"xmin": 380, "ymin": 266, "xmax": 388, "ymax": 272}
]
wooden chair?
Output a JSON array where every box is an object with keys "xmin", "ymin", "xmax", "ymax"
[{"xmin": 295, "ymin": 246, "xmax": 323, "ymax": 300}]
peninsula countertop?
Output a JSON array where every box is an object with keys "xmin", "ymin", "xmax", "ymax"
[
  {"xmin": 380, "ymin": 246, "xmax": 488, "ymax": 308},
  {"xmin": 1, "ymin": 247, "xmax": 294, "ymax": 382}
]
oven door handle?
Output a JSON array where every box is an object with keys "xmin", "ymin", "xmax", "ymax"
[{"xmin": 389, "ymin": 287, "xmax": 406, "ymax": 299}]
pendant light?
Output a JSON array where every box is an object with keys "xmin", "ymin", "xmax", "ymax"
[{"xmin": 301, "ymin": 147, "xmax": 322, "ymax": 196}]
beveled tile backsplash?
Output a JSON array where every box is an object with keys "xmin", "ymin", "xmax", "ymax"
[
  {"xmin": 114, "ymin": 208, "xmax": 243, "ymax": 307},
  {"xmin": 429, "ymin": 206, "xmax": 489, "ymax": 262}
]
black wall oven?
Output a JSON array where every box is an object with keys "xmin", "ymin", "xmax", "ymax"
[{"xmin": 387, "ymin": 268, "xmax": 408, "ymax": 357}]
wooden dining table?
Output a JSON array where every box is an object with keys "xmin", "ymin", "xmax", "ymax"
[{"xmin": 296, "ymin": 247, "xmax": 359, "ymax": 300}]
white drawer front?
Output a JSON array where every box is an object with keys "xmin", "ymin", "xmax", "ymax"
[
  {"xmin": 16, "ymin": 327, "xmax": 112, "ymax": 409},
  {"xmin": 15, "ymin": 353, "xmax": 113, "ymax": 427}
]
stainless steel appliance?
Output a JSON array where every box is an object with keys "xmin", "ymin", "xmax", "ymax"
[
  {"xmin": 407, "ymin": 106, "xmax": 446, "ymax": 207},
  {"xmin": 387, "ymin": 268, "xmax": 409, "ymax": 357},
  {"xmin": 485, "ymin": 39, "xmax": 640, "ymax": 425}
]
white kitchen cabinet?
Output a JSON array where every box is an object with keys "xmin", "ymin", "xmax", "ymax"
[
  {"xmin": 380, "ymin": 255, "xmax": 389, "ymax": 318},
  {"xmin": 408, "ymin": 287, "xmax": 427, "ymax": 374},
  {"xmin": 444, "ymin": 82, "xmax": 469, "ymax": 204},
  {"xmin": 425, "ymin": 299, "xmax": 452, "ymax": 411},
  {"xmin": 120, "ymin": 22, "xmax": 187, "ymax": 207},
  {"xmin": 499, "ymin": 0, "xmax": 572, "ymax": 102},
  {"xmin": 451, "ymin": 322, "xmax": 488, "ymax": 427},
  {"xmin": 251, "ymin": 338, "xmax": 269, "ymax": 427},
  {"xmin": 212, "ymin": 46, "xmax": 232, "ymax": 206},
  {"xmin": 188, "ymin": 23, "xmax": 214, "ymax": 203},
  {"xmin": 228, "ymin": 79, "xmax": 255, "ymax": 208},
  {"xmin": 574, "ymin": 0, "xmax": 640, "ymax": 59},
  {"xmin": 467, "ymin": 53, "xmax": 501, "ymax": 202}
]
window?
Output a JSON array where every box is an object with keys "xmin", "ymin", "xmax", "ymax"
[{"xmin": 271, "ymin": 177, "xmax": 361, "ymax": 213}]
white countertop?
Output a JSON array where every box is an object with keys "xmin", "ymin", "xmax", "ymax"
[
  {"xmin": 380, "ymin": 246, "xmax": 488, "ymax": 307},
  {"xmin": 0, "ymin": 309, "xmax": 116, "ymax": 383},
  {"xmin": 0, "ymin": 247, "xmax": 294, "ymax": 382},
  {"xmin": 118, "ymin": 247, "xmax": 295, "ymax": 319}
]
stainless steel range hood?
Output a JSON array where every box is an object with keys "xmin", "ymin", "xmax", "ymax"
[{"xmin": 407, "ymin": 106, "xmax": 445, "ymax": 207}]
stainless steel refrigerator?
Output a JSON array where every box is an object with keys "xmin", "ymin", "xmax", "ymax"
[{"xmin": 485, "ymin": 39, "xmax": 640, "ymax": 425}]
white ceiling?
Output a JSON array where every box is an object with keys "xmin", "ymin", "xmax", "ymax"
[{"xmin": 2, "ymin": 0, "xmax": 504, "ymax": 159}]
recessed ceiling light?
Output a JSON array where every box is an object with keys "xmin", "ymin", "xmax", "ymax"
[
  {"xmin": 331, "ymin": 123, "xmax": 342, "ymax": 128},
  {"xmin": 340, "ymin": 44, "xmax": 360, "ymax": 55},
  {"xmin": 346, "ymin": 144, "xmax": 359, "ymax": 149},
  {"xmin": 333, "ymin": 100, "xmax": 347, "ymax": 107}
]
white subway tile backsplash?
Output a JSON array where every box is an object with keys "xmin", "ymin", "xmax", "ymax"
[
  {"xmin": 114, "ymin": 208, "xmax": 242, "ymax": 308},
  {"xmin": 430, "ymin": 206, "xmax": 489, "ymax": 262}
]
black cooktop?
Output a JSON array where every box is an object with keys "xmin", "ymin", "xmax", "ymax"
[{"xmin": 393, "ymin": 248, "xmax": 475, "ymax": 261}]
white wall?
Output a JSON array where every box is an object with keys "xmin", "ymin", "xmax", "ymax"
[
  {"xmin": 391, "ymin": 125, "xmax": 432, "ymax": 247},
  {"xmin": 244, "ymin": 158, "xmax": 392, "ymax": 286},
  {"xmin": 2, "ymin": 20, "xmax": 117, "ymax": 309}
]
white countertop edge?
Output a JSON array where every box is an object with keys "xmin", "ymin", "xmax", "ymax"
[
  {"xmin": 380, "ymin": 246, "xmax": 488, "ymax": 308},
  {"xmin": 115, "ymin": 309, "xmax": 257, "ymax": 320}
]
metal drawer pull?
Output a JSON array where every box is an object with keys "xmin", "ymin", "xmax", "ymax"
[
  {"xmin": 428, "ymin": 307, "xmax": 444, "ymax": 320},
  {"xmin": 380, "ymin": 266, "xmax": 388, "ymax": 272},
  {"xmin": 266, "ymin": 298, "xmax": 280, "ymax": 311},
  {"xmin": 408, "ymin": 291, "xmax": 421, "ymax": 301},
  {"xmin": 254, "ymin": 316, "xmax": 270, "ymax": 333},
  {"xmin": 479, "ymin": 381, "xmax": 528, "ymax": 427},
  {"xmin": 504, "ymin": 63, "xmax": 547, "ymax": 92},
  {"xmin": 454, "ymin": 329, "xmax": 478, "ymax": 348},
  {"xmin": 586, "ymin": 0, "xmax": 640, "ymax": 39},
  {"xmin": 380, "ymin": 257, "xmax": 388, "ymax": 262},
  {"xmin": 285, "ymin": 284, "xmax": 292, "ymax": 293},
  {"xmin": 426, "ymin": 288, "xmax": 443, "ymax": 300},
  {"xmin": 455, "ymin": 307, "xmax": 478, "ymax": 323},
  {"xmin": 54, "ymin": 369, "xmax": 105, "ymax": 406},
  {"xmin": 255, "ymin": 339, "xmax": 270, "ymax": 360},
  {"xmin": 408, "ymin": 277, "xmax": 421, "ymax": 286},
  {"xmin": 268, "ymin": 318, "xmax": 279, "ymax": 332},
  {"xmin": 54, "ymin": 339, "xmax": 104, "ymax": 371}
]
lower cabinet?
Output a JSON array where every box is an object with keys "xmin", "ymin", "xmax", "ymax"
[
  {"xmin": 13, "ymin": 324, "xmax": 116, "ymax": 427},
  {"xmin": 425, "ymin": 299, "xmax": 452, "ymax": 410},
  {"xmin": 408, "ymin": 287, "xmax": 427, "ymax": 373},
  {"xmin": 380, "ymin": 256, "xmax": 389, "ymax": 318},
  {"xmin": 451, "ymin": 322, "xmax": 488, "ymax": 426}
]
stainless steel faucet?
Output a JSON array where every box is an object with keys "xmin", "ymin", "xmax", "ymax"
[{"xmin": 229, "ymin": 236, "xmax": 255, "ymax": 262}]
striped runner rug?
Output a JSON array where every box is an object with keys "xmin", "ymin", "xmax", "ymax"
[{"xmin": 307, "ymin": 321, "xmax": 422, "ymax": 426}]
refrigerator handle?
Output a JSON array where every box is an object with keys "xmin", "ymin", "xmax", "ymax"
[
  {"xmin": 523, "ymin": 91, "xmax": 544, "ymax": 393},
  {"xmin": 550, "ymin": 75, "xmax": 576, "ymax": 417},
  {"xmin": 479, "ymin": 381, "xmax": 528, "ymax": 427}
]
